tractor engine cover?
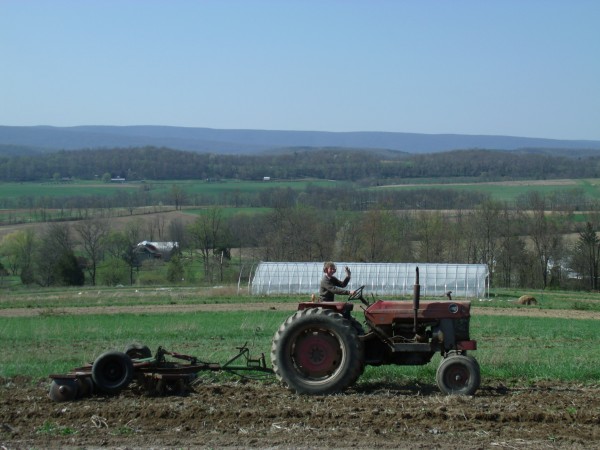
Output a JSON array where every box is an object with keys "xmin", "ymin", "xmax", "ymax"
[{"xmin": 365, "ymin": 300, "xmax": 471, "ymax": 326}]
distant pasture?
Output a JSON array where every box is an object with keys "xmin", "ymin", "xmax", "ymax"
[{"xmin": 375, "ymin": 178, "xmax": 600, "ymax": 203}]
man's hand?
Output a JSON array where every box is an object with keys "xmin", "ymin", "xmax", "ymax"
[{"xmin": 345, "ymin": 266, "xmax": 351, "ymax": 277}]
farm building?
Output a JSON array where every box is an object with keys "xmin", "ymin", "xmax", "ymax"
[
  {"xmin": 134, "ymin": 241, "xmax": 179, "ymax": 262},
  {"xmin": 250, "ymin": 262, "xmax": 489, "ymax": 299}
]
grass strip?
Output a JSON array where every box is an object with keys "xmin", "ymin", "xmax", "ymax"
[{"xmin": 1, "ymin": 310, "xmax": 598, "ymax": 387}]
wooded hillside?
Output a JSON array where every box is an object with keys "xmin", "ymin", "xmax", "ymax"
[{"xmin": 2, "ymin": 146, "xmax": 600, "ymax": 183}]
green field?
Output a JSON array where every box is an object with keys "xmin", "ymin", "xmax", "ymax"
[
  {"xmin": 1, "ymin": 287, "xmax": 598, "ymax": 386},
  {"xmin": 375, "ymin": 178, "xmax": 600, "ymax": 203},
  {"xmin": 2, "ymin": 178, "xmax": 598, "ymax": 204},
  {"xmin": 0, "ymin": 180, "xmax": 140, "ymax": 200},
  {"xmin": 0, "ymin": 179, "xmax": 347, "ymax": 201}
]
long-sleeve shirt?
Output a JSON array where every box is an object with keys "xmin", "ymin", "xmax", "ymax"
[{"xmin": 319, "ymin": 274, "xmax": 350, "ymax": 302}]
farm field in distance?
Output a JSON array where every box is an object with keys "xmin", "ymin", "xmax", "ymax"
[
  {"xmin": 375, "ymin": 177, "xmax": 600, "ymax": 203},
  {"xmin": 0, "ymin": 178, "xmax": 347, "ymax": 201},
  {"xmin": 2, "ymin": 176, "xmax": 600, "ymax": 204},
  {"xmin": 0, "ymin": 178, "xmax": 343, "ymax": 232},
  {"xmin": 2, "ymin": 176, "xmax": 600, "ymax": 231},
  {"xmin": 1, "ymin": 286, "xmax": 599, "ymax": 449}
]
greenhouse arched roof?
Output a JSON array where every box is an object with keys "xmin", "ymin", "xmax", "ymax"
[{"xmin": 251, "ymin": 262, "xmax": 488, "ymax": 299}]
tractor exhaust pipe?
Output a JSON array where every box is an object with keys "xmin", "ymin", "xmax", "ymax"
[{"xmin": 413, "ymin": 266, "xmax": 420, "ymax": 333}]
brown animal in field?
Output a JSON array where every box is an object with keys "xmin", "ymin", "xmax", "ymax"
[{"xmin": 517, "ymin": 295, "xmax": 538, "ymax": 305}]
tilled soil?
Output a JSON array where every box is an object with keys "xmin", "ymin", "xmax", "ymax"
[{"xmin": 1, "ymin": 377, "xmax": 599, "ymax": 449}]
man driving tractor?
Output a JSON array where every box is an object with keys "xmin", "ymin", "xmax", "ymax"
[{"xmin": 318, "ymin": 261, "xmax": 356, "ymax": 302}]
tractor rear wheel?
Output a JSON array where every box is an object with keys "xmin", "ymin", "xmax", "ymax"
[
  {"xmin": 436, "ymin": 354, "xmax": 480, "ymax": 395},
  {"xmin": 271, "ymin": 308, "xmax": 364, "ymax": 395}
]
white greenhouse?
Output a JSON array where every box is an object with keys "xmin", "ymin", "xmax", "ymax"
[{"xmin": 250, "ymin": 262, "xmax": 489, "ymax": 299}]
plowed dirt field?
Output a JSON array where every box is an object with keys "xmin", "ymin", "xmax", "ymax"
[{"xmin": 1, "ymin": 377, "xmax": 599, "ymax": 449}]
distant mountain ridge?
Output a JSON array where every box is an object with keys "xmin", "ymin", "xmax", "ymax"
[{"xmin": 1, "ymin": 125, "xmax": 599, "ymax": 155}]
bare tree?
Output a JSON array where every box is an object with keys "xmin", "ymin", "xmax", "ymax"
[
  {"xmin": 188, "ymin": 207, "xmax": 225, "ymax": 281},
  {"xmin": 333, "ymin": 218, "xmax": 361, "ymax": 261},
  {"xmin": 260, "ymin": 206, "xmax": 334, "ymax": 262},
  {"xmin": 35, "ymin": 223, "xmax": 80, "ymax": 286},
  {"xmin": 168, "ymin": 217, "xmax": 189, "ymax": 248},
  {"xmin": 355, "ymin": 210, "xmax": 403, "ymax": 262},
  {"xmin": 103, "ymin": 220, "xmax": 144, "ymax": 285},
  {"xmin": 171, "ymin": 185, "xmax": 187, "ymax": 211},
  {"xmin": 572, "ymin": 222, "xmax": 600, "ymax": 289},
  {"xmin": 494, "ymin": 206, "xmax": 528, "ymax": 288},
  {"xmin": 121, "ymin": 220, "xmax": 144, "ymax": 285},
  {"xmin": 415, "ymin": 211, "xmax": 446, "ymax": 262},
  {"xmin": 520, "ymin": 192, "xmax": 565, "ymax": 288},
  {"xmin": 468, "ymin": 200, "xmax": 504, "ymax": 284},
  {"xmin": 74, "ymin": 218, "xmax": 110, "ymax": 286}
]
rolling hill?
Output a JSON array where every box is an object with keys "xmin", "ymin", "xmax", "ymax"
[{"xmin": 1, "ymin": 125, "xmax": 599, "ymax": 156}]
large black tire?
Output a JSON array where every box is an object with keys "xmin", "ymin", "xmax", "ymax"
[
  {"xmin": 92, "ymin": 351, "xmax": 134, "ymax": 394},
  {"xmin": 271, "ymin": 308, "xmax": 364, "ymax": 395},
  {"xmin": 124, "ymin": 342, "xmax": 152, "ymax": 359},
  {"xmin": 436, "ymin": 354, "xmax": 481, "ymax": 395}
]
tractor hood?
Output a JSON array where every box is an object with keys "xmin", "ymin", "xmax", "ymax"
[{"xmin": 365, "ymin": 300, "xmax": 471, "ymax": 325}]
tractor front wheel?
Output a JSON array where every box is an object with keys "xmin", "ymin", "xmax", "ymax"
[
  {"xmin": 271, "ymin": 308, "xmax": 364, "ymax": 395},
  {"xmin": 436, "ymin": 354, "xmax": 480, "ymax": 395}
]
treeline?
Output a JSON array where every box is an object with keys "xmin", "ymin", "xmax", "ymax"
[
  {"xmin": 0, "ymin": 183, "xmax": 491, "ymax": 217},
  {"xmin": 2, "ymin": 146, "xmax": 600, "ymax": 183},
  {"xmin": 3, "ymin": 198, "xmax": 600, "ymax": 291}
]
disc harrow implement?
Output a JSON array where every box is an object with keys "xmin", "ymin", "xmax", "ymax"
[{"xmin": 48, "ymin": 343, "xmax": 272, "ymax": 402}]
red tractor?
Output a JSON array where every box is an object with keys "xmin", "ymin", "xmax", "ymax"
[{"xmin": 271, "ymin": 268, "xmax": 480, "ymax": 395}]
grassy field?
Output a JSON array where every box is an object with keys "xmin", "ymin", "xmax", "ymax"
[
  {"xmin": 1, "ymin": 287, "xmax": 599, "ymax": 385},
  {"xmin": 375, "ymin": 178, "xmax": 600, "ymax": 203},
  {"xmin": 0, "ymin": 180, "xmax": 140, "ymax": 200},
  {"xmin": 2, "ymin": 177, "xmax": 599, "ymax": 205},
  {"xmin": 482, "ymin": 288, "xmax": 600, "ymax": 312},
  {"xmin": 0, "ymin": 179, "xmax": 347, "ymax": 201}
]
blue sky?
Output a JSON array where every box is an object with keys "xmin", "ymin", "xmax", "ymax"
[{"xmin": 1, "ymin": 0, "xmax": 599, "ymax": 140}]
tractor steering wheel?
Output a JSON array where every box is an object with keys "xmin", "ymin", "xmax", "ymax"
[{"xmin": 347, "ymin": 285, "xmax": 368, "ymax": 306}]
